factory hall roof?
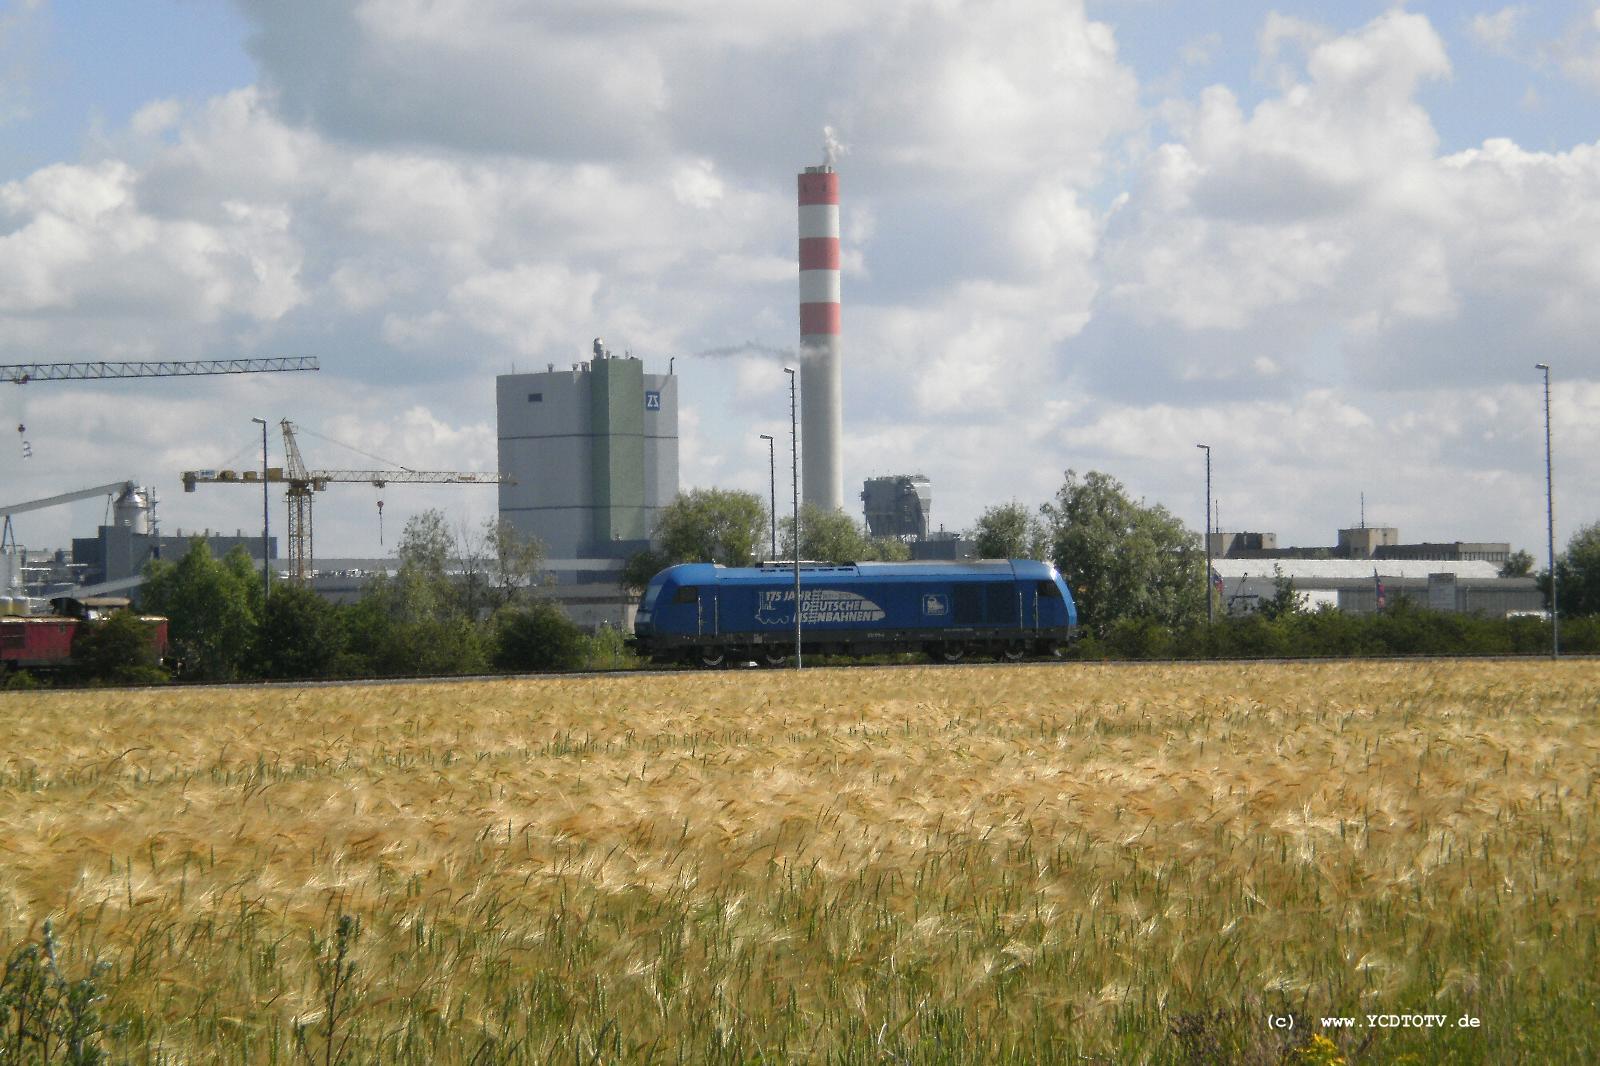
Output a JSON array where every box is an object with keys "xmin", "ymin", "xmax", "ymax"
[{"xmin": 1211, "ymin": 559, "xmax": 1501, "ymax": 581}]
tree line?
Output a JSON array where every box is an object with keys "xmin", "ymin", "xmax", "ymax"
[
  {"xmin": 620, "ymin": 469, "xmax": 1599, "ymax": 648},
  {"xmin": 27, "ymin": 511, "xmax": 628, "ymax": 687},
  {"xmin": 23, "ymin": 470, "xmax": 1600, "ymax": 686}
]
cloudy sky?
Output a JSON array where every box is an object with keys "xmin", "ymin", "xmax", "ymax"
[{"xmin": 2, "ymin": 0, "xmax": 1597, "ymax": 562}]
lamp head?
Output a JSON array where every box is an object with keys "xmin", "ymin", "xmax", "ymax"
[{"xmin": 1535, "ymin": 363, "xmax": 1549, "ymax": 370}]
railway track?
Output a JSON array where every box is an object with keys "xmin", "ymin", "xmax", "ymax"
[{"xmin": 12, "ymin": 649, "xmax": 1591, "ymax": 695}]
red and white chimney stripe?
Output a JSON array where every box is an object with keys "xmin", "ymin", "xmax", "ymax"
[
  {"xmin": 798, "ymin": 170, "xmax": 841, "ymax": 337},
  {"xmin": 797, "ymin": 166, "xmax": 843, "ymax": 512}
]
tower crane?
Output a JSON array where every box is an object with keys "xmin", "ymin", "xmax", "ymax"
[
  {"xmin": 4, "ymin": 356, "xmax": 319, "ymax": 459},
  {"xmin": 182, "ymin": 420, "xmax": 508, "ymax": 583},
  {"xmin": 3, "ymin": 356, "xmax": 319, "ymax": 384}
]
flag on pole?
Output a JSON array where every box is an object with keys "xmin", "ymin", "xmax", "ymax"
[
  {"xmin": 1211, "ymin": 567, "xmax": 1225, "ymax": 598},
  {"xmin": 1374, "ymin": 568, "xmax": 1386, "ymax": 611}
]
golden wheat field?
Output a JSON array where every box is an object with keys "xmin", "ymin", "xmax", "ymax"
[{"xmin": 1, "ymin": 660, "xmax": 1597, "ymax": 1064}]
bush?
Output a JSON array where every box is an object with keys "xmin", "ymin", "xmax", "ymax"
[
  {"xmin": 256, "ymin": 584, "xmax": 347, "ymax": 679},
  {"xmin": 1101, "ymin": 616, "xmax": 1180, "ymax": 659},
  {"xmin": 581, "ymin": 624, "xmax": 640, "ymax": 671},
  {"xmin": 492, "ymin": 601, "xmax": 587, "ymax": 672},
  {"xmin": 1, "ymin": 669, "xmax": 42, "ymax": 691},
  {"xmin": 0, "ymin": 920, "xmax": 122, "ymax": 1062},
  {"xmin": 70, "ymin": 611, "xmax": 167, "ymax": 685},
  {"xmin": 1064, "ymin": 605, "xmax": 1571, "ymax": 662},
  {"xmin": 1557, "ymin": 615, "xmax": 1600, "ymax": 654}
]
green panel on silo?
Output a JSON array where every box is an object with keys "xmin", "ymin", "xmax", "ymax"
[{"xmin": 590, "ymin": 357, "xmax": 647, "ymax": 545}]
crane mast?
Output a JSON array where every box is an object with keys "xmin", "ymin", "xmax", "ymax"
[{"xmin": 183, "ymin": 419, "xmax": 508, "ymax": 584}]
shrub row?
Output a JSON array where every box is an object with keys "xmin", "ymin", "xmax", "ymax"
[{"xmin": 1070, "ymin": 600, "xmax": 1599, "ymax": 661}]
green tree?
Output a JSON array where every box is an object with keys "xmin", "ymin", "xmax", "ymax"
[
  {"xmin": 141, "ymin": 540, "xmax": 261, "ymax": 680},
  {"xmin": 779, "ymin": 503, "xmax": 907, "ymax": 562},
  {"xmin": 257, "ymin": 584, "xmax": 346, "ymax": 679},
  {"xmin": 1544, "ymin": 520, "xmax": 1600, "ymax": 618},
  {"xmin": 620, "ymin": 488, "xmax": 767, "ymax": 592},
  {"xmin": 656, "ymin": 488, "xmax": 766, "ymax": 566},
  {"xmin": 1041, "ymin": 469, "xmax": 1204, "ymax": 635},
  {"xmin": 395, "ymin": 509, "xmax": 456, "ymax": 620},
  {"xmin": 71, "ymin": 609, "xmax": 167, "ymax": 684},
  {"xmin": 620, "ymin": 547, "xmax": 672, "ymax": 594},
  {"xmin": 971, "ymin": 502, "xmax": 1048, "ymax": 560},
  {"xmin": 1500, "ymin": 549, "xmax": 1535, "ymax": 578},
  {"xmin": 342, "ymin": 587, "xmax": 487, "ymax": 676},
  {"xmin": 339, "ymin": 509, "xmax": 490, "ymax": 676},
  {"xmin": 1257, "ymin": 565, "xmax": 1308, "ymax": 621},
  {"xmin": 481, "ymin": 517, "xmax": 546, "ymax": 610}
]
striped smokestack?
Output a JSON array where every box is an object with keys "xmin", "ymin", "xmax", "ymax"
[{"xmin": 798, "ymin": 164, "xmax": 843, "ymax": 512}]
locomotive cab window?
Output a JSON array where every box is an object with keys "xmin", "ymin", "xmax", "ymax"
[
  {"xmin": 1038, "ymin": 581, "xmax": 1063, "ymax": 599},
  {"xmin": 673, "ymin": 586, "xmax": 698, "ymax": 604}
]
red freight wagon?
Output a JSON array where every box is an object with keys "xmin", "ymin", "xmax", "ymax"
[
  {"xmin": 0, "ymin": 597, "xmax": 169, "ymax": 673},
  {"xmin": 0, "ymin": 616, "xmax": 79, "ymax": 669}
]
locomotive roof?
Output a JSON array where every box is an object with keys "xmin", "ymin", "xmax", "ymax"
[{"xmin": 660, "ymin": 559, "xmax": 1059, "ymax": 584}]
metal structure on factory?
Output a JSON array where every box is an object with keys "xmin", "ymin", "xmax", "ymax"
[
  {"xmin": 2, "ymin": 481, "xmax": 138, "ymax": 598},
  {"xmin": 798, "ymin": 160, "xmax": 844, "ymax": 512},
  {"xmin": 861, "ymin": 475, "xmax": 932, "ymax": 540}
]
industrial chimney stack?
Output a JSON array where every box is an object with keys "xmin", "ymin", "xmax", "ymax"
[{"xmin": 798, "ymin": 163, "xmax": 843, "ymax": 512}]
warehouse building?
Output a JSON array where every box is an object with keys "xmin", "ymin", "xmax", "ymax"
[
  {"xmin": 1212, "ymin": 560, "xmax": 1543, "ymax": 618},
  {"xmin": 1209, "ymin": 526, "xmax": 1512, "ymax": 566}
]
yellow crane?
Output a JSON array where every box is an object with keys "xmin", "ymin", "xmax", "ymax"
[{"xmin": 182, "ymin": 419, "xmax": 507, "ymax": 583}]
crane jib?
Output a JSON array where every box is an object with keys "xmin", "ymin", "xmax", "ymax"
[{"xmin": 2, "ymin": 358, "xmax": 320, "ymax": 384}]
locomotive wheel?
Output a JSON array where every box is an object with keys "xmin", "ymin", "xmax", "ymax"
[
  {"xmin": 933, "ymin": 643, "xmax": 965, "ymax": 664},
  {"xmin": 760, "ymin": 648, "xmax": 790, "ymax": 667},
  {"xmin": 697, "ymin": 649, "xmax": 727, "ymax": 669},
  {"xmin": 1001, "ymin": 643, "xmax": 1027, "ymax": 662}
]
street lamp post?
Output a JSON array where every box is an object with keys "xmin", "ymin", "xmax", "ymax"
[
  {"xmin": 759, "ymin": 433, "xmax": 776, "ymax": 560},
  {"xmin": 251, "ymin": 417, "xmax": 270, "ymax": 606},
  {"xmin": 1197, "ymin": 443, "xmax": 1212, "ymax": 625},
  {"xmin": 784, "ymin": 367, "xmax": 801, "ymax": 669},
  {"xmin": 1535, "ymin": 363, "xmax": 1558, "ymax": 658}
]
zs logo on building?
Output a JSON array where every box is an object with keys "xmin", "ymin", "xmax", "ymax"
[{"xmin": 645, "ymin": 390, "xmax": 662, "ymax": 411}]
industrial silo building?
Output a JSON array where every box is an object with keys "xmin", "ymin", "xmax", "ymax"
[{"xmin": 496, "ymin": 340, "xmax": 678, "ymax": 572}]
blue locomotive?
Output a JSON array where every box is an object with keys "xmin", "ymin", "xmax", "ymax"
[{"xmin": 633, "ymin": 559, "xmax": 1076, "ymax": 666}]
